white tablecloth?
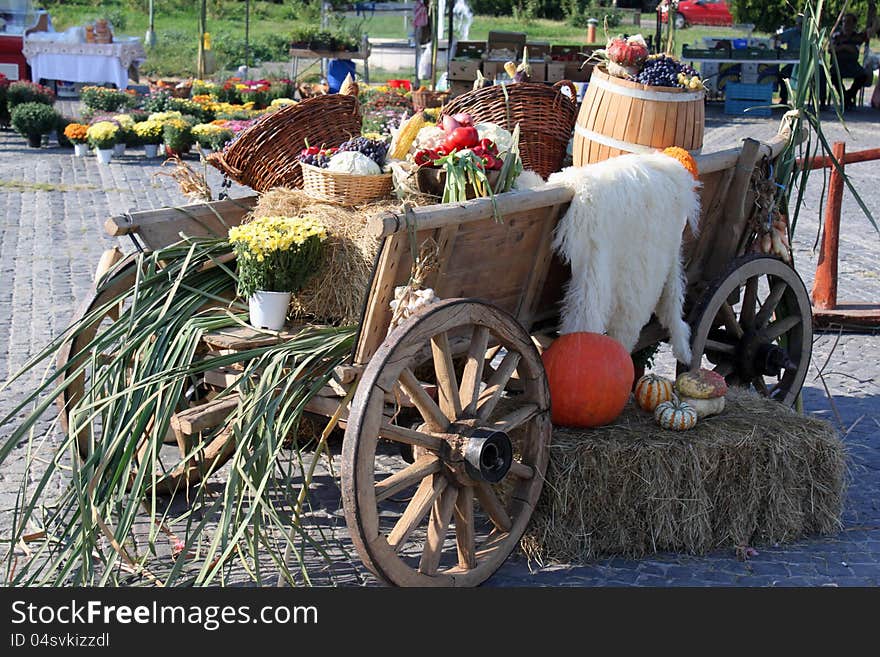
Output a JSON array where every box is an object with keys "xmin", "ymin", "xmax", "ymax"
[{"xmin": 22, "ymin": 38, "xmax": 146, "ymax": 89}]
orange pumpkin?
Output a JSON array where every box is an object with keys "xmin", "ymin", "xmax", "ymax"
[{"xmin": 542, "ymin": 332, "xmax": 634, "ymax": 428}]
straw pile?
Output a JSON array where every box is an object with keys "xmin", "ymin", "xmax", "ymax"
[
  {"xmin": 251, "ymin": 188, "xmax": 385, "ymax": 325},
  {"xmin": 521, "ymin": 388, "xmax": 846, "ymax": 563}
]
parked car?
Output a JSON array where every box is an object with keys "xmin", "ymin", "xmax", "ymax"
[{"xmin": 660, "ymin": 0, "xmax": 734, "ymax": 29}]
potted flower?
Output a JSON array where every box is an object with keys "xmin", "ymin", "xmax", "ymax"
[
  {"xmin": 6, "ymin": 81, "xmax": 55, "ymax": 110},
  {"xmin": 112, "ymin": 114, "xmax": 135, "ymax": 156},
  {"xmin": 10, "ymin": 102, "xmax": 60, "ymax": 147},
  {"xmin": 133, "ymin": 120, "xmax": 163, "ymax": 158},
  {"xmin": 228, "ymin": 215, "xmax": 327, "ymax": 331},
  {"xmin": 86, "ymin": 120, "xmax": 119, "ymax": 164},
  {"xmin": 192, "ymin": 123, "xmax": 233, "ymax": 153},
  {"xmin": 64, "ymin": 122, "xmax": 90, "ymax": 156},
  {"xmin": 162, "ymin": 118, "xmax": 193, "ymax": 157}
]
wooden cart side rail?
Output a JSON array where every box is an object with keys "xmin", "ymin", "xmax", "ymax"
[
  {"xmin": 367, "ymin": 126, "xmax": 793, "ymax": 239},
  {"xmin": 104, "ymin": 195, "xmax": 259, "ymax": 248}
]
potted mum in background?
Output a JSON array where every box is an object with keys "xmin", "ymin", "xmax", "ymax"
[
  {"xmin": 112, "ymin": 114, "xmax": 136, "ymax": 156},
  {"xmin": 228, "ymin": 215, "xmax": 327, "ymax": 331},
  {"xmin": 64, "ymin": 122, "xmax": 90, "ymax": 156},
  {"xmin": 162, "ymin": 118, "xmax": 193, "ymax": 157},
  {"xmin": 86, "ymin": 120, "xmax": 118, "ymax": 164},
  {"xmin": 10, "ymin": 102, "xmax": 60, "ymax": 147},
  {"xmin": 192, "ymin": 122, "xmax": 234, "ymax": 154},
  {"xmin": 134, "ymin": 120, "xmax": 163, "ymax": 158}
]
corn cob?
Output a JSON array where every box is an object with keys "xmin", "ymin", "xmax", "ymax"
[{"xmin": 390, "ymin": 111, "xmax": 427, "ymax": 160}]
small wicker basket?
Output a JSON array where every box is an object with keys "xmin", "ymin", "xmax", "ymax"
[
  {"xmin": 412, "ymin": 88, "xmax": 449, "ymax": 112},
  {"xmin": 301, "ymin": 163, "xmax": 393, "ymax": 206}
]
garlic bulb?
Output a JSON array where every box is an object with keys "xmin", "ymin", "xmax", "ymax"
[{"xmin": 388, "ymin": 286, "xmax": 439, "ymax": 331}]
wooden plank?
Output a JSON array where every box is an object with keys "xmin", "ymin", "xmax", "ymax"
[
  {"xmin": 201, "ymin": 322, "xmax": 309, "ymax": 350},
  {"xmin": 105, "ymin": 195, "xmax": 258, "ymax": 246},
  {"xmin": 354, "ymin": 231, "xmax": 411, "ymax": 365},
  {"xmin": 813, "ymin": 303, "xmax": 880, "ymax": 328},
  {"xmin": 516, "ymin": 203, "xmax": 564, "ymax": 327},
  {"xmin": 366, "ymin": 185, "xmax": 574, "ymax": 238},
  {"xmin": 171, "ymin": 395, "xmax": 239, "ymax": 435}
]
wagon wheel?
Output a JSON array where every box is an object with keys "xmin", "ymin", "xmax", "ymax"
[
  {"xmin": 342, "ymin": 298, "xmax": 551, "ymax": 587},
  {"xmin": 687, "ymin": 254, "xmax": 812, "ymax": 406},
  {"xmin": 56, "ymin": 253, "xmax": 234, "ymax": 494}
]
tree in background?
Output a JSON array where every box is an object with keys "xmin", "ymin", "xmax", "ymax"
[{"xmin": 730, "ymin": 0, "xmax": 874, "ymax": 33}]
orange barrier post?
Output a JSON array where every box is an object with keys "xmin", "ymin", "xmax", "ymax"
[
  {"xmin": 811, "ymin": 141, "xmax": 845, "ymax": 311},
  {"xmin": 801, "ymin": 141, "xmax": 880, "ymax": 329}
]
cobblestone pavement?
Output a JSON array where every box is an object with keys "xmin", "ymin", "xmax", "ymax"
[{"xmin": 1, "ymin": 103, "xmax": 878, "ymax": 587}]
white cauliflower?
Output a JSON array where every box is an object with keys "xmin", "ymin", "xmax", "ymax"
[
  {"xmin": 410, "ymin": 126, "xmax": 446, "ymax": 154},
  {"xmin": 475, "ymin": 123, "xmax": 514, "ymax": 153},
  {"xmin": 326, "ymin": 151, "xmax": 381, "ymax": 175}
]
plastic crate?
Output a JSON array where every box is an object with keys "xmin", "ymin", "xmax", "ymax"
[
  {"xmin": 731, "ymin": 47, "xmax": 777, "ymax": 60},
  {"xmin": 724, "ymin": 99, "xmax": 772, "ymax": 117},
  {"xmin": 726, "ymin": 82, "xmax": 774, "ymax": 101}
]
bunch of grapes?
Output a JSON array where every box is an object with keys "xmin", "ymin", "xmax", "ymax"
[
  {"xmin": 632, "ymin": 54, "xmax": 699, "ymax": 88},
  {"xmin": 337, "ymin": 136, "xmax": 388, "ymax": 167},
  {"xmin": 298, "ymin": 146, "xmax": 337, "ymax": 168}
]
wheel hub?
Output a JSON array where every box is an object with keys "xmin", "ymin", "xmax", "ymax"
[
  {"xmin": 463, "ymin": 428, "xmax": 513, "ymax": 483},
  {"xmin": 734, "ymin": 329, "xmax": 795, "ymax": 380},
  {"xmin": 422, "ymin": 422, "xmax": 514, "ymax": 485}
]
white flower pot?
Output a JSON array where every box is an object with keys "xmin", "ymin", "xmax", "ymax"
[
  {"xmin": 113, "ymin": 143, "xmax": 126, "ymax": 157},
  {"xmin": 144, "ymin": 143, "xmax": 159, "ymax": 158},
  {"xmin": 95, "ymin": 148, "xmax": 113, "ymax": 165},
  {"xmin": 74, "ymin": 143, "xmax": 89, "ymax": 157},
  {"xmin": 248, "ymin": 291, "xmax": 291, "ymax": 331}
]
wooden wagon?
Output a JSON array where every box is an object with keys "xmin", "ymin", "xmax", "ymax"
[{"xmin": 58, "ymin": 122, "xmax": 813, "ymax": 587}]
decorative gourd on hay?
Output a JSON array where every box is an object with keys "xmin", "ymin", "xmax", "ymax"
[
  {"xmin": 654, "ymin": 397, "xmax": 698, "ymax": 431},
  {"xmin": 634, "ymin": 373, "xmax": 674, "ymax": 412},
  {"xmin": 542, "ymin": 332, "xmax": 633, "ymax": 428},
  {"xmin": 675, "ymin": 368, "xmax": 728, "ymax": 419}
]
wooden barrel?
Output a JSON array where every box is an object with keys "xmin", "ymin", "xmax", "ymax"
[{"xmin": 573, "ymin": 66, "xmax": 705, "ymax": 166}]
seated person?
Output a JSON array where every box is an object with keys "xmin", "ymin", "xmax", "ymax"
[{"xmin": 829, "ymin": 12, "xmax": 876, "ymax": 109}]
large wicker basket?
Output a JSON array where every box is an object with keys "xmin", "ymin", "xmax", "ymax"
[
  {"xmin": 206, "ymin": 93, "xmax": 362, "ymax": 192},
  {"xmin": 300, "ymin": 163, "xmax": 393, "ymax": 206},
  {"xmin": 440, "ymin": 81, "xmax": 579, "ymax": 179},
  {"xmin": 412, "ymin": 88, "xmax": 449, "ymax": 112}
]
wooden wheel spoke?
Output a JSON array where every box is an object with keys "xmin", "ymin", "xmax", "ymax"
[
  {"xmin": 375, "ymin": 455, "xmax": 441, "ymax": 503},
  {"xmin": 490, "ymin": 402, "xmax": 540, "ymax": 433},
  {"xmin": 705, "ymin": 339, "xmax": 736, "ymax": 356},
  {"xmin": 474, "ymin": 481, "xmax": 512, "ymax": 532},
  {"xmin": 755, "ymin": 280, "xmax": 787, "ymax": 328},
  {"xmin": 418, "ymin": 485, "xmax": 459, "ymax": 575},
  {"xmin": 453, "ymin": 486, "xmax": 476, "ymax": 570},
  {"xmin": 379, "ymin": 422, "xmax": 443, "ymax": 452},
  {"xmin": 431, "ymin": 331, "xmax": 462, "ymax": 420},
  {"xmin": 476, "ymin": 351, "xmax": 522, "ymax": 422},
  {"xmin": 719, "ymin": 302, "xmax": 744, "ymax": 339},
  {"xmin": 508, "ymin": 460, "xmax": 535, "ymax": 480},
  {"xmin": 387, "ymin": 474, "xmax": 448, "ymax": 552},
  {"xmin": 399, "ymin": 367, "xmax": 448, "ymax": 432},
  {"xmin": 740, "ymin": 276, "xmax": 759, "ymax": 328},
  {"xmin": 764, "ymin": 314, "xmax": 801, "ymax": 341},
  {"xmin": 459, "ymin": 325, "xmax": 491, "ymax": 416}
]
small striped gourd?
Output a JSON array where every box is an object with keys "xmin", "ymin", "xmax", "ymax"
[
  {"xmin": 634, "ymin": 373, "xmax": 674, "ymax": 412},
  {"xmin": 654, "ymin": 398, "xmax": 698, "ymax": 431}
]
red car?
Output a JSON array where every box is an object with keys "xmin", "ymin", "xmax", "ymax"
[{"xmin": 660, "ymin": 0, "xmax": 734, "ymax": 29}]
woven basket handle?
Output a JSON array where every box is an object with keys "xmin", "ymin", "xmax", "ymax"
[
  {"xmin": 553, "ymin": 80, "xmax": 579, "ymax": 106},
  {"xmin": 207, "ymin": 151, "xmax": 242, "ymax": 178}
]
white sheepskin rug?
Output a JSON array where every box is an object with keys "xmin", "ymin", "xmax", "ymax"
[{"xmin": 548, "ymin": 153, "xmax": 701, "ymax": 363}]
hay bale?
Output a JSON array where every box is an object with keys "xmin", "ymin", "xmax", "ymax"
[{"xmin": 521, "ymin": 388, "xmax": 846, "ymax": 563}]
